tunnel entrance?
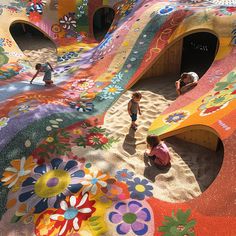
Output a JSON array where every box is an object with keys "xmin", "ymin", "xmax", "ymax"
[
  {"xmin": 93, "ymin": 7, "xmax": 115, "ymax": 42},
  {"xmin": 180, "ymin": 32, "xmax": 219, "ymax": 78},
  {"xmin": 10, "ymin": 22, "xmax": 57, "ymax": 67}
]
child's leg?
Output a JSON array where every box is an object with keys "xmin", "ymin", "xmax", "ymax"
[
  {"xmin": 154, "ymin": 158, "xmax": 171, "ymax": 169},
  {"xmin": 44, "ymin": 80, "xmax": 53, "ymax": 86},
  {"xmin": 130, "ymin": 113, "xmax": 137, "ymax": 129}
]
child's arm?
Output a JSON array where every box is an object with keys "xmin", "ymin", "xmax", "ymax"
[
  {"xmin": 30, "ymin": 71, "xmax": 40, "ymax": 84},
  {"xmin": 175, "ymin": 80, "xmax": 181, "ymax": 96},
  {"xmin": 47, "ymin": 62, "xmax": 54, "ymax": 72},
  {"xmin": 138, "ymin": 103, "xmax": 141, "ymax": 115},
  {"xmin": 127, "ymin": 101, "xmax": 132, "ymax": 115}
]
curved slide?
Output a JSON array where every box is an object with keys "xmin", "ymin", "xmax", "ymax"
[{"xmin": 0, "ymin": 0, "xmax": 235, "ymax": 235}]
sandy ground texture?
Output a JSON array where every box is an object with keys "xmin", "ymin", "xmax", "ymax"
[
  {"xmin": 14, "ymin": 33, "xmax": 57, "ymax": 69},
  {"xmin": 14, "ymin": 34, "xmax": 223, "ymax": 203},
  {"xmin": 101, "ymin": 76, "xmax": 224, "ymax": 203}
]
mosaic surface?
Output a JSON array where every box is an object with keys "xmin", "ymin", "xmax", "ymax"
[{"xmin": 0, "ymin": 0, "xmax": 235, "ymax": 235}]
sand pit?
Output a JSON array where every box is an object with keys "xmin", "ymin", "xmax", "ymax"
[
  {"xmin": 13, "ymin": 33, "xmax": 57, "ymax": 69},
  {"xmin": 12, "ymin": 33, "xmax": 223, "ymax": 203},
  {"xmin": 101, "ymin": 76, "xmax": 224, "ymax": 203}
]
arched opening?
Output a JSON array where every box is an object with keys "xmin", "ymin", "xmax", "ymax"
[
  {"xmin": 180, "ymin": 32, "xmax": 219, "ymax": 77},
  {"xmin": 10, "ymin": 22, "xmax": 57, "ymax": 67},
  {"xmin": 93, "ymin": 7, "xmax": 115, "ymax": 42}
]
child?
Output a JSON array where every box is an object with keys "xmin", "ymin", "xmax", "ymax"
[
  {"xmin": 30, "ymin": 62, "xmax": 54, "ymax": 86},
  {"xmin": 127, "ymin": 92, "xmax": 142, "ymax": 130},
  {"xmin": 175, "ymin": 72, "xmax": 199, "ymax": 96},
  {"xmin": 145, "ymin": 135, "xmax": 171, "ymax": 168}
]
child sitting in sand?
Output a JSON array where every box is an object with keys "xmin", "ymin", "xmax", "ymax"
[
  {"xmin": 175, "ymin": 72, "xmax": 199, "ymax": 96},
  {"xmin": 145, "ymin": 135, "xmax": 171, "ymax": 168},
  {"xmin": 127, "ymin": 92, "xmax": 142, "ymax": 130},
  {"xmin": 30, "ymin": 62, "xmax": 54, "ymax": 86}
]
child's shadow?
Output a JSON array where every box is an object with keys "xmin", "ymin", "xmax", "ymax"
[
  {"xmin": 122, "ymin": 127, "xmax": 137, "ymax": 155},
  {"xmin": 143, "ymin": 155, "xmax": 171, "ymax": 182}
]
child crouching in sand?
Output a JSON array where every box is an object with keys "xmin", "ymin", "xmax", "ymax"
[
  {"xmin": 127, "ymin": 92, "xmax": 142, "ymax": 130},
  {"xmin": 145, "ymin": 135, "xmax": 171, "ymax": 168}
]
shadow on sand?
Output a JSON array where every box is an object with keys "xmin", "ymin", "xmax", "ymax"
[
  {"xmin": 143, "ymin": 154, "xmax": 171, "ymax": 182},
  {"xmin": 122, "ymin": 127, "xmax": 137, "ymax": 155}
]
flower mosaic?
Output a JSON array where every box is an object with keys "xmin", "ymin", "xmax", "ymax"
[
  {"xmin": 26, "ymin": 0, "xmax": 46, "ymax": 22},
  {"xmin": 81, "ymin": 170, "xmax": 108, "ymax": 195},
  {"xmin": 126, "ymin": 177, "xmax": 153, "ymax": 200},
  {"xmin": 73, "ymin": 126, "xmax": 119, "ymax": 150},
  {"xmin": 116, "ymin": 169, "xmax": 134, "ymax": 182},
  {"xmin": 158, "ymin": 5, "xmax": 176, "ymax": 15},
  {"xmin": 108, "ymin": 200, "xmax": 152, "ymax": 235},
  {"xmin": 49, "ymin": 193, "xmax": 95, "ymax": 235},
  {"xmin": 0, "ymin": 116, "xmax": 9, "ymax": 130},
  {"xmin": 1, "ymin": 156, "xmax": 36, "ymax": 192},
  {"xmin": 8, "ymin": 100, "xmax": 40, "ymax": 118},
  {"xmin": 116, "ymin": 0, "xmax": 138, "ymax": 19},
  {"xmin": 198, "ymin": 71, "xmax": 236, "ymax": 116},
  {"xmin": 163, "ymin": 111, "xmax": 190, "ymax": 124},
  {"xmin": 215, "ymin": 6, "xmax": 236, "ymax": 16},
  {"xmin": 99, "ymin": 84, "xmax": 124, "ymax": 100},
  {"xmin": 60, "ymin": 13, "xmax": 77, "ymax": 31},
  {"xmin": 100, "ymin": 179, "xmax": 130, "ymax": 202},
  {"xmin": 19, "ymin": 158, "xmax": 85, "ymax": 213},
  {"xmin": 111, "ymin": 72, "xmax": 124, "ymax": 84},
  {"xmin": 77, "ymin": 0, "xmax": 88, "ymax": 19},
  {"xmin": 57, "ymin": 50, "xmax": 82, "ymax": 63},
  {"xmin": 71, "ymin": 78, "xmax": 95, "ymax": 91}
]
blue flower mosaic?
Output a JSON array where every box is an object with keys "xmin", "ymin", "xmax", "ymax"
[
  {"xmin": 164, "ymin": 111, "xmax": 189, "ymax": 124},
  {"xmin": 158, "ymin": 5, "xmax": 175, "ymax": 15},
  {"xmin": 19, "ymin": 158, "xmax": 85, "ymax": 213},
  {"xmin": 126, "ymin": 177, "xmax": 153, "ymax": 200},
  {"xmin": 111, "ymin": 72, "xmax": 124, "ymax": 84},
  {"xmin": 115, "ymin": 169, "xmax": 134, "ymax": 182}
]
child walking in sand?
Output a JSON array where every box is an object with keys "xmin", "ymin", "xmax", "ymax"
[
  {"xmin": 145, "ymin": 135, "xmax": 171, "ymax": 168},
  {"xmin": 30, "ymin": 62, "xmax": 54, "ymax": 86},
  {"xmin": 127, "ymin": 92, "xmax": 142, "ymax": 130}
]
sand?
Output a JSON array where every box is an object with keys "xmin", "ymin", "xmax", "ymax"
[
  {"xmin": 15, "ymin": 35, "xmax": 223, "ymax": 203},
  {"xmin": 102, "ymin": 76, "xmax": 223, "ymax": 203},
  {"xmin": 14, "ymin": 33, "xmax": 57, "ymax": 69}
]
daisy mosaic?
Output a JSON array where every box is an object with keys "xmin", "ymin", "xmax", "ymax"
[
  {"xmin": 1, "ymin": 156, "xmax": 36, "ymax": 192},
  {"xmin": 49, "ymin": 193, "xmax": 95, "ymax": 235},
  {"xmin": 99, "ymin": 84, "xmax": 124, "ymax": 100},
  {"xmin": 81, "ymin": 170, "xmax": 108, "ymax": 195}
]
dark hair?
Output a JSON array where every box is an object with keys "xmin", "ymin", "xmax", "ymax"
[
  {"xmin": 132, "ymin": 92, "xmax": 142, "ymax": 99},
  {"xmin": 35, "ymin": 63, "xmax": 42, "ymax": 70},
  {"xmin": 180, "ymin": 72, "xmax": 189, "ymax": 80},
  {"xmin": 146, "ymin": 135, "xmax": 161, "ymax": 148}
]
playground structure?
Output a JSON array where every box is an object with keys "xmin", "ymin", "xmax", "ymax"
[{"xmin": 0, "ymin": 0, "xmax": 235, "ymax": 235}]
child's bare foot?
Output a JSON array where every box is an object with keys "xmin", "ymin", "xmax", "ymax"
[{"xmin": 131, "ymin": 125, "xmax": 137, "ymax": 130}]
